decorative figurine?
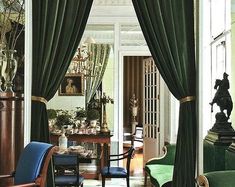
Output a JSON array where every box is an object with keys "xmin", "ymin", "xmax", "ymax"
[
  {"xmin": 130, "ymin": 93, "xmax": 138, "ymax": 121},
  {"xmin": 129, "ymin": 93, "xmax": 139, "ymax": 134}
]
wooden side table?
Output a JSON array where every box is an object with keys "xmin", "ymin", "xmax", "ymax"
[{"xmin": 50, "ymin": 133, "xmax": 112, "ymax": 179}]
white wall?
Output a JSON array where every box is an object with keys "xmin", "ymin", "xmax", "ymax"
[
  {"xmin": 47, "ymin": 92, "xmax": 85, "ymax": 110},
  {"xmin": 231, "ymin": 11, "xmax": 235, "ymax": 125}
]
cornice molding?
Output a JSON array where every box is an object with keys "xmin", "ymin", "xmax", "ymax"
[{"xmin": 93, "ymin": 0, "xmax": 132, "ymax": 6}]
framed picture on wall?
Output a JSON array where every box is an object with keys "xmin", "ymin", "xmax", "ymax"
[{"xmin": 59, "ymin": 73, "xmax": 84, "ymax": 96}]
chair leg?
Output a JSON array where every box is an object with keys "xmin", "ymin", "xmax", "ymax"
[
  {"xmin": 126, "ymin": 177, "xmax": 130, "ymax": 187},
  {"xmin": 144, "ymin": 171, "xmax": 148, "ymax": 186},
  {"xmin": 102, "ymin": 176, "xmax": 105, "ymax": 187}
]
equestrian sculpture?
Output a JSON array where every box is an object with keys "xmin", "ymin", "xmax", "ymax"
[{"xmin": 210, "ymin": 72, "xmax": 233, "ymax": 122}]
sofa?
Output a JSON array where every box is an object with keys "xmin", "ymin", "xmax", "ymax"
[
  {"xmin": 197, "ymin": 170, "xmax": 235, "ymax": 187},
  {"xmin": 197, "ymin": 143, "xmax": 235, "ymax": 187},
  {"xmin": 144, "ymin": 144, "xmax": 176, "ymax": 187}
]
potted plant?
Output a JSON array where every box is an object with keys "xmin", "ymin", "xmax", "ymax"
[
  {"xmin": 47, "ymin": 109, "xmax": 57, "ymax": 120},
  {"xmin": 76, "ymin": 107, "xmax": 87, "ymax": 121},
  {"xmin": 56, "ymin": 113, "xmax": 73, "ymax": 130},
  {"xmin": 87, "ymin": 109, "xmax": 100, "ymax": 127},
  {"xmin": 47, "ymin": 109, "xmax": 58, "ymax": 131}
]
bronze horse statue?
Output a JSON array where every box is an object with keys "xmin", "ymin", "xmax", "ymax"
[{"xmin": 210, "ymin": 73, "xmax": 233, "ymax": 119}]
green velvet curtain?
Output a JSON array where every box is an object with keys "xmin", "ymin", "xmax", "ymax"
[
  {"xmin": 85, "ymin": 43, "xmax": 111, "ymax": 105},
  {"xmin": 132, "ymin": 0, "xmax": 196, "ymax": 187},
  {"xmin": 31, "ymin": 0, "xmax": 93, "ymax": 142}
]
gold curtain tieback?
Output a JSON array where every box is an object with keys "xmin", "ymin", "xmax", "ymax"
[
  {"xmin": 31, "ymin": 96, "xmax": 48, "ymax": 104},
  {"xmin": 180, "ymin": 96, "xmax": 195, "ymax": 104}
]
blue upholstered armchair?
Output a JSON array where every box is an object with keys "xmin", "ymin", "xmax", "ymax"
[{"xmin": 0, "ymin": 141, "xmax": 55, "ymax": 187}]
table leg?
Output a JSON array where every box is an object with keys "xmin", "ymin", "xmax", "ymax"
[
  {"xmin": 107, "ymin": 143, "xmax": 111, "ymax": 166},
  {"xmin": 100, "ymin": 143, "xmax": 104, "ymax": 169}
]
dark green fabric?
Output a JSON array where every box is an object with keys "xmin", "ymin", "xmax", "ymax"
[
  {"xmin": 145, "ymin": 144, "xmax": 175, "ymax": 187},
  {"xmin": 204, "ymin": 140, "xmax": 229, "ymax": 172},
  {"xmin": 31, "ymin": 0, "xmax": 93, "ymax": 142},
  {"xmin": 204, "ymin": 170, "xmax": 235, "ymax": 187},
  {"xmin": 203, "ymin": 140, "xmax": 216, "ymax": 173},
  {"xmin": 147, "ymin": 165, "xmax": 174, "ymax": 187},
  {"xmin": 132, "ymin": 1, "xmax": 196, "ymax": 186},
  {"xmin": 146, "ymin": 144, "xmax": 176, "ymax": 165},
  {"xmin": 225, "ymin": 150, "xmax": 235, "ymax": 170},
  {"xmin": 32, "ymin": 1, "xmax": 92, "ymax": 186}
]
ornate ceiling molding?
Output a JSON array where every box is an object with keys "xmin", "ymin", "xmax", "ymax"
[{"xmin": 93, "ymin": 0, "xmax": 132, "ymax": 6}]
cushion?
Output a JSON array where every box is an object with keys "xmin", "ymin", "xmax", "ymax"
[
  {"xmin": 146, "ymin": 164, "xmax": 174, "ymax": 187},
  {"xmin": 101, "ymin": 166, "xmax": 127, "ymax": 177},
  {"xmin": 55, "ymin": 175, "xmax": 84, "ymax": 185},
  {"xmin": 204, "ymin": 170, "xmax": 235, "ymax": 187}
]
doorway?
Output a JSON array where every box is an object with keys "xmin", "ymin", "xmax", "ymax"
[
  {"xmin": 122, "ymin": 55, "xmax": 145, "ymax": 176},
  {"xmin": 118, "ymin": 51, "xmax": 150, "ymax": 176}
]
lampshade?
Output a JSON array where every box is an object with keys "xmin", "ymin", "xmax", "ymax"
[{"xmin": 84, "ymin": 36, "xmax": 96, "ymax": 44}]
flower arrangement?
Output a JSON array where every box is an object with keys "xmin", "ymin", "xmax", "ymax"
[
  {"xmin": 0, "ymin": 0, "xmax": 25, "ymax": 92},
  {"xmin": 55, "ymin": 110, "xmax": 76, "ymax": 129},
  {"xmin": 75, "ymin": 107, "xmax": 87, "ymax": 119}
]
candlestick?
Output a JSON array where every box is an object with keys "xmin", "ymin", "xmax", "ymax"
[{"xmin": 100, "ymin": 92, "xmax": 114, "ymax": 133}]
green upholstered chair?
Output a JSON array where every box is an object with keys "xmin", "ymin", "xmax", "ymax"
[
  {"xmin": 144, "ymin": 144, "xmax": 176, "ymax": 187},
  {"xmin": 197, "ymin": 144, "xmax": 235, "ymax": 187},
  {"xmin": 197, "ymin": 170, "xmax": 235, "ymax": 187}
]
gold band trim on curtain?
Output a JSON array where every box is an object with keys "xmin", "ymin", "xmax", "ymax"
[
  {"xmin": 180, "ymin": 96, "xmax": 195, "ymax": 104},
  {"xmin": 31, "ymin": 96, "xmax": 48, "ymax": 104}
]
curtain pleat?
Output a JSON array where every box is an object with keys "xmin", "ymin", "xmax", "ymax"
[
  {"xmin": 85, "ymin": 43, "xmax": 111, "ymax": 104},
  {"xmin": 32, "ymin": 1, "xmax": 92, "ymax": 185},
  {"xmin": 132, "ymin": 0, "xmax": 196, "ymax": 186},
  {"xmin": 31, "ymin": 0, "xmax": 93, "ymax": 142}
]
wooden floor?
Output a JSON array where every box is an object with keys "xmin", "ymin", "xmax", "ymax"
[
  {"xmin": 124, "ymin": 147, "xmax": 144, "ymax": 177},
  {"xmin": 83, "ymin": 146, "xmax": 145, "ymax": 187}
]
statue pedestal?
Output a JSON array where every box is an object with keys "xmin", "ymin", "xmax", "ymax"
[
  {"xmin": 210, "ymin": 121, "xmax": 235, "ymax": 134},
  {"xmin": 226, "ymin": 142, "xmax": 235, "ymax": 170},
  {"xmin": 205, "ymin": 129, "xmax": 235, "ymax": 144},
  {"xmin": 204, "ymin": 126, "xmax": 235, "ymax": 172}
]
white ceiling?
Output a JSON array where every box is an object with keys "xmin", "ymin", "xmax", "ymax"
[
  {"xmin": 93, "ymin": 0, "xmax": 132, "ymax": 6},
  {"xmin": 82, "ymin": 0, "xmax": 146, "ymax": 46},
  {"xmin": 90, "ymin": 0, "xmax": 136, "ymax": 18}
]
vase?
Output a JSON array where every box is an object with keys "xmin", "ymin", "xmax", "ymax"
[
  {"xmin": 90, "ymin": 120, "xmax": 97, "ymax": 128},
  {"xmin": 58, "ymin": 132, "xmax": 68, "ymax": 150},
  {"xmin": 0, "ymin": 46, "xmax": 6, "ymax": 92},
  {"xmin": 1, "ymin": 50, "xmax": 17, "ymax": 92}
]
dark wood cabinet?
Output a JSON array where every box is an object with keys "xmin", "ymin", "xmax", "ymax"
[{"xmin": 0, "ymin": 92, "xmax": 24, "ymax": 186}]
